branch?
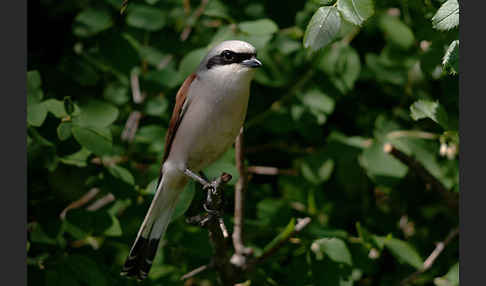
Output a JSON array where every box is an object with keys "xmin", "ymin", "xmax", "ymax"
[
  {"xmin": 232, "ymin": 128, "xmax": 253, "ymax": 267},
  {"xmin": 180, "ymin": 0, "xmax": 209, "ymax": 41},
  {"xmin": 246, "ymin": 165, "xmax": 297, "ymax": 176},
  {"xmin": 245, "ymin": 217, "xmax": 311, "ymax": 270},
  {"xmin": 180, "ymin": 263, "xmax": 211, "ymax": 281},
  {"xmin": 121, "ymin": 111, "xmax": 142, "ymax": 142},
  {"xmin": 185, "ymin": 172, "xmax": 239, "ymax": 285},
  {"xmin": 59, "ymin": 188, "xmax": 100, "ymax": 219},
  {"xmin": 383, "ymin": 143, "xmax": 458, "ymax": 209},
  {"xmin": 400, "ymin": 227, "xmax": 459, "ymax": 285}
]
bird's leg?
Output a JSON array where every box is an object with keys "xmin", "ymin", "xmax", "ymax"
[
  {"xmin": 183, "ymin": 169, "xmax": 231, "ymax": 223},
  {"xmin": 184, "ymin": 168, "xmax": 210, "ymax": 186}
]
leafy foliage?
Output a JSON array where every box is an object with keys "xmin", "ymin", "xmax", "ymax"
[{"xmin": 28, "ymin": 0, "xmax": 459, "ymax": 285}]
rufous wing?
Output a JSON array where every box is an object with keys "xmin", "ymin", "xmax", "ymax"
[{"xmin": 162, "ymin": 73, "xmax": 197, "ymax": 163}]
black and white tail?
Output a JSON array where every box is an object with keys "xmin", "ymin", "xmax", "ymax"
[{"xmin": 121, "ymin": 174, "xmax": 180, "ymax": 280}]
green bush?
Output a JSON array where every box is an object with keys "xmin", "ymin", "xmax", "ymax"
[{"xmin": 28, "ymin": 0, "xmax": 459, "ymax": 285}]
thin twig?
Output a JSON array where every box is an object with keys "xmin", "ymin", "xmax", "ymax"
[
  {"xmin": 121, "ymin": 111, "xmax": 142, "ymax": 142},
  {"xmin": 383, "ymin": 143, "xmax": 458, "ymax": 209},
  {"xmin": 246, "ymin": 165, "xmax": 297, "ymax": 176},
  {"xmin": 86, "ymin": 193, "xmax": 116, "ymax": 211},
  {"xmin": 180, "ymin": 0, "xmax": 209, "ymax": 41},
  {"xmin": 246, "ymin": 217, "xmax": 311, "ymax": 269},
  {"xmin": 59, "ymin": 188, "xmax": 100, "ymax": 219},
  {"xmin": 180, "ymin": 264, "xmax": 211, "ymax": 281},
  {"xmin": 400, "ymin": 227, "xmax": 459, "ymax": 285},
  {"xmin": 386, "ymin": 130, "xmax": 439, "ymax": 140},
  {"xmin": 130, "ymin": 70, "xmax": 145, "ymax": 104},
  {"xmin": 232, "ymin": 128, "xmax": 253, "ymax": 266}
]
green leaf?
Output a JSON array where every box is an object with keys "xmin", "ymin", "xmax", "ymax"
[
  {"xmin": 144, "ymin": 68, "xmax": 181, "ymax": 89},
  {"xmin": 432, "ymin": 0, "xmax": 459, "ymax": 31},
  {"xmin": 72, "ymin": 125, "xmax": 113, "ymax": 156},
  {"xmin": 171, "ymin": 181, "xmax": 196, "ymax": 222},
  {"xmin": 59, "ymin": 148, "xmax": 92, "ymax": 167},
  {"xmin": 27, "ymin": 70, "xmax": 42, "ymax": 97},
  {"xmin": 126, "ymin": 5, "xmax": 166, "ymax": 31},
  {"xmin": 44, "ymin": 99, "xmax": 68, "ymax": 118},
  {"xmin": 27, "ymin": 100, "xmax": 48, "ymax": 127},
  {"xmin": 179, "ymin": 48, "xmax": 208, "ymax": 79},
  {"xmin": 107, "ymin": 165, "xmax": 135, "ymax": 185},
  {"xmin": 311, "ymin": 237, "xmax": 353, "ymax": 265},
  {"xmin": 319, "ymin": 44, "xmax": 361, "ymax": 93},
  {"xmin": 103, "ymin": 83, "xmax": 129, "ymax": 106},
  {"xmin": 359, "ymin": 141, "xmax": 408, "ymax": 186},
  {"xmin": 261, "ymin": 218, "xmax": 295, "ymax": 254},
  {"xmin": 384, "ymin": 237, "xmax": 423, "ymax": 269},
  {"xmin": 300, "ymin": 155, "xmax": 334, "ymax": 185},
  {"xmin": 57, "ymin": 122, "xmax": 72, "ymax": 141},
  {"xmin": 337, "ymin": 0, "xmax": 374, "ymax": 26},
  {"xmin": 27, "ymin": 71, "xmax": 47, "ymax": 127},
  {"xmin": 144, "ymin": 96, "xmax": 169, "ymax": 117},
  {"xmin": 410, "ymin": 100, "xmax": 449, "ymax": 129},
  {"xmin": 204, "ymin": 0, "xmax": 231, "ymax": 20},
  {"xmin": 443, "ymin": 40, "xmax": 459, "ymax": 74},
  {"xmin": 73, "ymin": 9, "xmax": 113, "ymax": 37},
  {"xmin": 29, "ymin": 222, "xmax": 57, "ymax": 245},
  {"xmin": 74, "ymin": 99, "xmax": 119, "ymax": 128},
  {"xmin": 239, "ymin": 19, "xmax": 279, "ymax": 35},
  {"xmin": 435, "ymin": 262, "xmax": 459, "ymax": 286},
  {"xmin": 378, "ymin": 15, "xmax": 414, "ymax": 50},
  {"xmin": 301, "ymin": 89, "xmax": 335, "ymax": 114},
  {"xmin": 304, "ymin": 6, "xmax": 341, "ymax": 51},
  {"xmin": 203, "ymin": 148, "xmax": 238, "ymax": 185},
  {"xmin": 104, "ymin": 214, "xmax": 123, "ymax": 236},
  {"xmin": 135, "ymin": 125, "xmax": 166, "ymax": 143},
  {"xmin": 66, "ymin": 255, "xmax": 107, "ymax": 286}
]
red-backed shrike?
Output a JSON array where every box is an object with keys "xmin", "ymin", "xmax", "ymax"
[{"xmin": 121, "ymin": 40, "xmax": 262, "ymax": 280}]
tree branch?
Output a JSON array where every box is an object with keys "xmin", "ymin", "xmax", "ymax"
[
  {"xmin": 400, "ymin": 227, "xmax": 459, "ymax": 285},
  {"xmin": 245, "ymin": 217, "xmax": 311, "ymax": 270},
  {"xmin": 383, "ymin": 143, "xmax": 458, "ymax": 209},
  {"xmin": 232, "ymin": 128, "xmax": 253, "ymax": 267}
]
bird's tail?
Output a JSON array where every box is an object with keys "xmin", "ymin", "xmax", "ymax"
[{"xmin": 121, "ymin": 174, "xmax": 182, "ymax": 280}]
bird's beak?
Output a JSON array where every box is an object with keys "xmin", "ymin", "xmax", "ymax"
[{"xmin": 241, "ymin": 58, "xmax": 262, "ymax": 68}]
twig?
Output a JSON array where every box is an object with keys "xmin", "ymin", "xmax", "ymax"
[
  {"xmin": 383, "ymin": 143, "xmax": 458, "ymax": 209},
  {"xmin": 130, "ymin": 70, "xmax": 145, "ymax": 104},
  {"xmin": 120, "ymin": 0, "xmax": 129, "ymax": 15},
  {"xmin": 121, "ymin": 111, "xmax": 142, "ymax": 142},
  {"xmin": 246, "ymin": 165, "xmax": 297, "ymax": 176},
  {"xmin": 246, "ymin": 217, "xmax": 311, "ymax": 269},
  {"xmin": 86, "ymin": 193, "xmax": 115, "ymax": 211},
  {"xmin": 232, "ymin": 128, "xmax": 253, "ymax": 266},
  {"xmin": 180, "ymin": 0, "xmax": 209, "ymax": 41},
  {"xmin": 185, "ymin": 173, "xmax": 239, "ymax": 285},
  {"xmin": 180, "ymin": 264, "xmax": 211, "ymax": 281},
  {"xmin": 59, "ymin": 188, "xmax": 100, "ymax": 219},
  {"xmin": 386, "ymin": 130, "xmax": 439, "ymax": 140},
  {"xmin": 400, "ymin": 227, "xmax": 459, "ymax": 285}
]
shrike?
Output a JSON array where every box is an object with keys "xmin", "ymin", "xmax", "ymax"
[{"xmin": 121, "ymin": 40, "xmax": 262, "ymax": 280}]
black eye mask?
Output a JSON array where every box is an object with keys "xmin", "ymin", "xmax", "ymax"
[{"xmin": 206, "ymin": 50, "xmax": 256, "ymax": 69}]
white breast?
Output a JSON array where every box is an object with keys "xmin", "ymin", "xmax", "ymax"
[{"xmin": 166, "ymin": 71, "xmax": 253, "ymax": 172}]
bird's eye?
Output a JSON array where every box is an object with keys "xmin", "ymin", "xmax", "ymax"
[{"xmin": 221, "ymin": 50, "xmax": 234, "ymax": 61}]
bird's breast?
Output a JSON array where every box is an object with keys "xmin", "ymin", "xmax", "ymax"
[{"xmin": 167, "ymin": 80, "xmax": 251, "ymax": 172}]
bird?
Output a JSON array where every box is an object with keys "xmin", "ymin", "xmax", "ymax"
[{"xmin": 120, "ymin": 40, "xmax": 262, "ymax": 280}]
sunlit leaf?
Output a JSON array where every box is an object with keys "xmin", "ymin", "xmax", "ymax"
[
  {"xmin": 304, "ymin": 6, "xmax": 341, "ymax": 51},
  {"xmin": 311, "ymin": 237, "xmax": 353, "ymax": 265},
  {"xmin": 432, "ymin": 0, "xmax": 459, "ymax": 31},
  {"xmin": 410, "ymin": 100, "xmax": 449, "ymax": 129},
  {"xmin": 337, "ymin": 0, "xmax": 374, "ymax": 26}
]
